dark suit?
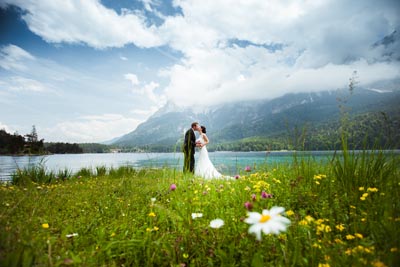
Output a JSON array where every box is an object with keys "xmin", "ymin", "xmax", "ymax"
[{"xmin": 183, "ymin": 128, "xmax": 196, "ymax": 173}]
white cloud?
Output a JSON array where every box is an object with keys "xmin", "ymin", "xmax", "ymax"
[
  {"xmin": 125, "ymin": 73, "xmax": 166, "ymax": 105},
  {"xmin": 0, "ymin": 44, "xmax": 35, "ymax": 71},
  {"xmin": 1, "ymin": 0, "xmax": 163, "ymax": 49},
  {"xmin": 5, "ymin": 76, "xmax": 51, "ymax": 92},
  {"xmin": 43, "ymin": 113, "xmax": 142, "ymax": 143},
  {"xmin": 159, "ymin": 0, "xmax": 400, "ymax": 106},
  {"xmin": 0, "ymin": 122, "xmax": 13, "ymax": 133},
  {"xmin": 124, "ymin": 73, "xmax": 140, "ymax": 86}
]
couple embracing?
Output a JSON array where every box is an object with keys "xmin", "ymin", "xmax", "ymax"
[{"xmin": 183, "ymin": 122, "xmax": 222, "ymax": 179}]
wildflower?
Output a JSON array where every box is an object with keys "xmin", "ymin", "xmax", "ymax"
[
  {"xmin": 153, "ymin": 226, "xmax": 159, "ymax": 231},
  {"xmin": 390, "ymin": 247, "xmax": 398, "ymax": 252},
  {"xmin": 244, "ymin": 202, "xmax": 253, "ymax": 210},
  {"xmin": 360, "ymin": 192, "xmax": 368, "ymax": 201},
  {"xmin": 191, "ymin": 213, "xmax": 203, "ymax": 219},
  {"xmin": 355, "ymin": 233, "xmax": 363, "ymax": 239},
  {"xmin": 334, "ymin": 238, "xmax": 344, "ymax": 244},
  {"xmin": 234, "ymin": 175, "xmax": 240, "ymax": 179},
  {"xmin": 367, "ymin": 187, "xmax": 378, "ymax": 192},
  {"xmin": 371, "ymin": 260, "xmax": 387, "ymax": 267},
  {"xmin": 183, "ymin": 253, "xmax": 189, "ymax": 259},
  {"xmin": 245, "ymin": 166, "xmax": 251, "ymax": 172},
  {"xmin": 318, "ymin": 263, "xmax": 330, "ymax": 267},
  {"xmin": 42, "ymin": 223, "xmax": 49, "ymax": 229},
  {"xmin": 244, "ymin": 207, "xmax": 291, "ymax": 241},
  {"xmin": 261, "ymin": 191, "xmax": 272, "ymax": 199},
  {"xmin": 305, "ymin": 215, "xmax": 314, "ymax": 222},
  {"xmin": 346, "ymin": 234, "xmax": 355, "ymax": 240},
  {"xmin": 151, "ymin": 198, "xmax": 156, "ymax": 203},
  {"xmin": 66, "ymin": 233, "xmax": 78, "ymax": 238},
  {"xmin": 359, "ymin": 187, "xmax": 365, "ymax": 191},
  {"xmin": 335, "ymin": 224, "xmax": 345, "ymax": 231},
  {"xmin": 170, "ymin": 184, "xmax": 177, "ymax": 191},
  {"xmin": 251, "ymin": 194, "xmax": 257, "ymax": 201},
  {"xmin": 286, "ymin": 210, "xmax": 294, "ymax": 216},
  {"xmin": 210, "ymin": 219, "xmax": 224, "ymax": 229},
  {"xmin": 298, "ymin": 220, "xmax": 308, "ymax": 226},
  {"xmin": 148, "ymin": 212, "xmax": 156, "ymax": 217}
]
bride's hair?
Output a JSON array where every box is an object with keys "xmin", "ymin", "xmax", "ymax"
[{"xmin": 201, "ymin": 126, "xmax": 206, "ymax": 133}]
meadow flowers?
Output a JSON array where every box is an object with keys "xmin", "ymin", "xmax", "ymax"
[
  {"xmin": 210, "ymin": 219, "xmax": 224, "ymax": 228},
  {"xmin": 245, "ymin": 207, "xmax": 291, "ymax": 240},
  {"xmin": 244, "ymin": 201, "xmax": 253, "ymax": 210},
  {"xmin": 191, "ymin": 213, "xmax": 203, "ymax": 219},
  {"xmin": 170, "ymin": 184, "xmax": 177, "ymax": 191},
  {"xmin": 245, "ymin": 166, "xmax": 251, "ymax": 172}
]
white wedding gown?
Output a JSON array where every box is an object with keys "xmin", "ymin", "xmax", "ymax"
[{"xmin": 195, "ymin": 134, "xmax": 223, "ymax": 179}]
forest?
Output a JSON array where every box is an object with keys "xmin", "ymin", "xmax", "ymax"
[{"xmin": 0, "ymin": 126, "xmax": 82, "ymax": 155}]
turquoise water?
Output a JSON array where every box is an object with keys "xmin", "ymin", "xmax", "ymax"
[{"xmin": 0, "ymin": 151, "xmax": 336, "ymax": 181}]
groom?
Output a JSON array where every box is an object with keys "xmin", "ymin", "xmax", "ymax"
[{"xmin": 183, "ymin": 122, "xmax": 200, "ymax": 173}]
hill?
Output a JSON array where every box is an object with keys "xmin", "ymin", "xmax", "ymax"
[{"xmin": 113, "ymin": 87, "xmax": 400, "ymax": 151}]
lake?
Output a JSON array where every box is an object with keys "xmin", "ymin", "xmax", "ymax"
[{"xmin": 0, "ymin": 151, "xmax": 342, "ymax": 181}]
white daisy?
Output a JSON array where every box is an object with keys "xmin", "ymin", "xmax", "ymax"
[
  {"xmin": 191, "ymin": 213, "xmax": 203, "ymax": 219},
  {"xmin": 66, "ymin": 233, "xmax": 79, "ymax": 238},
  {"xmin": 209, "ymin": 218, "xmax": 224, "ymax": 228},
  {"xmin": 244, "ymin": 207, "xmax": 291, "ymax": 240}
]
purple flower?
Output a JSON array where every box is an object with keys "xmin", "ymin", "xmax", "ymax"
[
  {"xmin": 234, "ymin": 175, "xmax": 240, "ymax": 179},
  {"xmin": 261, "ymin": 191, "xmax": 273, "ymax": 199},
  {"xmin": 244, "ymin": 201, "xmax": 253, "ymax": 210},
  {"xmin": 170, "ymin": 184, "xmax": 177, "ymax": 191},
  {"xmin": 251, "ymin": 194, "xmax": 257, "ymax": 201},
  {"xmin": 244, "ymin": 166, "xmax": 251, "ymax": 172}
]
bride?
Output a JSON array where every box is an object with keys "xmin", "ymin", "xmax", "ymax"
[{"xmin": 195, "ymin": 126, "xmax": 223, "ymax": 179}]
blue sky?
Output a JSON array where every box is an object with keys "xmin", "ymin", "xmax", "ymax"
[{"xmin": 0, "ymin": 0, "xmax": 399, "ymax": 143}]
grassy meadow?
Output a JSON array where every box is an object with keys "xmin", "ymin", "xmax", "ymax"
[{"xmin": 0, "ymin": 149, "xmax": 399, "ymax": 266}]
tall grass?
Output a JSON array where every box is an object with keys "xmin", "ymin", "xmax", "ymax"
[{"xmin": 1, "ymin": 149, "xmax": 399, "ymax": 266}]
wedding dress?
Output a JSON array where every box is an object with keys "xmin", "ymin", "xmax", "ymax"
[{"xmin": 195, "ymin": 134, "xmax": 223, "ymax": 179}]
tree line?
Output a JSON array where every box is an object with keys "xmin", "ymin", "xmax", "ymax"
[{"xmin": 0, "ymin": 126, "xmax": 83, "ymax": 155}]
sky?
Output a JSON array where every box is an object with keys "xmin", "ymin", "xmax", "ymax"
[{"xmin": 0, "ymin": 0, "xmax": 399, "ymax": 143}]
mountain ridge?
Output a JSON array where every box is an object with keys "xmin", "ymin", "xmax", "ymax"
[{"xmin": 113, "ymin": 87, "xmax": 400, "ymax": 150}]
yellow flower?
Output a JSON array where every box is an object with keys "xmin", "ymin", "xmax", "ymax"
[
  {"xmin": 362, "ymin": 193, "xmax": 368, "ymax": 198},
  {"xmin": 371, "ymin": 260, "xmax": 387, "ymax": 267},
  {"xmin": 355, "ymin": 233, "xmax": 363, "ymax": 239},
  {"xmin": 153, "ymin": 226, "xmax": 159, "ymax": 231},
  {"xmin": 358, "ymin": 187, "xmax": 365, "ymax": 191},
  {"xmin": 390, "ymin": 247, "xmax": 398, "ymax": 252},
  {"xmin": 286, "ymin": 210, "xmax": 294, "ymax": 216},
  {"xmin": 346, "ymin": 234, "xmax": 355, "ymax": 240},
  {"xmin": 146, "ymin": 228, "xmax": 152, "ymax": 232},
  {"xmin": 183, "ymin": 253, "xmax": 189, "ymax": 259},
  {"xmin": 334, "ymin": 238, "xmax": 344, "ymax": 244},
  {"xmin": 148, "ymin": 212, "xmax": 156, "ymax": 217},
  {"xmin": 110, "ymin": 232, "xmax": 116, "ymax": 237},
  {"xmin": 42, "ymin": 223, "xmax": 49, "ymax": 229},
  {"xmin": 318, "ymin": 263, "xmax": 330, "ymax": 267},
  {"xmin": 298, "ymin": 220, "xmax": 308, "ymax": 226},
  {"xmin": 305, "ymin": 215, "xmax": 314, "ymax": 222},
  {"xmin": 335, "ymin": 224, "xmax": 345, "ymax": 231},
  {"xmin": 367, "ymin": 187, "xmax": 378, "ymax": 192}
]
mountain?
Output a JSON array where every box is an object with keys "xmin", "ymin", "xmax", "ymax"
[{"xmin": 113, "ymin": 87, "xmax": 400, "ymax": 151}]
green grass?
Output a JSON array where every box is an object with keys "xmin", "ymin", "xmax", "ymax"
[{"xmin": 1, "ymin": 151, "xmax": 399, "ymax": 266}]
